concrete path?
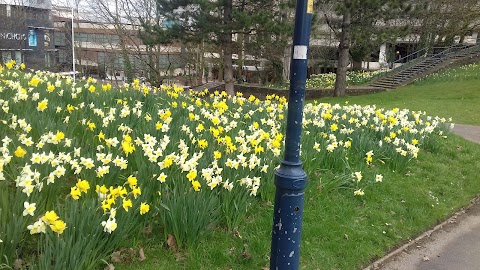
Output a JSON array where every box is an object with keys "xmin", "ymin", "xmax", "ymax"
[
  {"xmin": 450, "ymin": 124, "xmax": 480, "ymax": 144},
  {"xmin": 366, "ymin": 124, "xmax": 480, "ymax": 270}
]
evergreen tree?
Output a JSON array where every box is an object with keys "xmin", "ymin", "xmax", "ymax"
[{"xmin": 143, "ymin": 0, "xmax": 294, "ymax": 95}]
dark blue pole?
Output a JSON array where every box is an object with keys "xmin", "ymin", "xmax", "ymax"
[{"xmin": 270, "ymin": 0, "xmax": 313, "ymax": 269}]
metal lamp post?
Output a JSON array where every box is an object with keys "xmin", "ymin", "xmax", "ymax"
[
  {"xmin": 269, "ymin": 0, "xmax": 313, "ymax": 269},
  {"xmin": 71, "ymin": 6, "xmax": 75, "ymax": 82},
  {"xmin": 71, "ymin": 0, "xmax": 81, "ymax": 83}
]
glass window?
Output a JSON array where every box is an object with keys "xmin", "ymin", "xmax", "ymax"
[
  {"xmin": 75, "ymin": 33, "xmax": 89, "ymax": 43},
  {"xmin": 99, "ymin": 51, "xmax": 123, "ymax": 69},
  {"xmin": 2, "ymin": 52, "xmax": 12, "ymax": 64},
  {"xmin": 97, "ymin": 51, "xmax": 106, "ymax": 66},
  {"xmin": 45, "ymin": 52, "xmax": 51, "ymax": 68},
  {"xmin": 15, "ymin": 51, "xmax": 22, "ymax": 64},
  {"xmin": 54, "ymin": 33, "xmax": 66, "ymax": 46},
  {"xmin": 58, "ymin": 50, "xmax": 67, "ymax": 63}
]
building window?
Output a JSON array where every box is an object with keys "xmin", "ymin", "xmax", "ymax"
[
  {"xmin": 54, "ymin": 32, "xmax": 66, "ymax": 46},
  {"xmin": 58, "ymin": 50, "xmax": 67, "ymax": 64},
  {"xmin": 6, "ymin": 5, "xmax": 11, "ymax": 17},
  {"xmin": 45, "ymin": 52, "xmax": 51, "ymax": 68},
  {"xmin": 15, "ymin": 51, "xmax": 22, "ymax": 64},
  {"xmin": 2, "ymin": 52, "xmax": 12, "ymax": 64}
]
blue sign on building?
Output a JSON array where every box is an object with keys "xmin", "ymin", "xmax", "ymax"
[{"xmin": 28, "ymin": 29, "xmax": 37, "ymax": 47}]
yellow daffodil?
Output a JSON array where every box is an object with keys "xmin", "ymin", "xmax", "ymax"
[
  {"xmin": 37, "ymin": 99, "xmax": 48, "ymax": 112},
  {"xmin": 132, "ymin": 186, "xmax": 141, "ymax": 199},
  {"xmin": 97, "ymin": 131, "xmax": 105, "ymax": 141},
  {"xmin": 101, "ymin": 200, "xmax": 112, "ymax": 212},
  {"xmin": 122, "ymin": 198, "xmax": 133, "ymax": 212},
  {"xmin": 76, "ymin": 179, "xmax": 90, "ymax": 193},
  {"xmin": 55, "ymin": 131, "xmax": 65, "ymax": 142},
  {"xmin": 192, "ymin": 180, "xmax": 201, "ymax": 192},
  {"xmin": 87, "ymin": 121, "xmax": 96, "ymax": 131},
  {"xmin": 15, "ymin": 146, "xmax": 27, "ymax": 158},
  {"xmin": 198, "ymin": 139, "xmax": 208, "ymax": 149},
  {"xmin": 139, "ymin": 202, "xmax": 150, "ymax": 215},
  {"xmin": 186, "ymin": 170, "xmax": 197, "ymax": 182},
  {"xmin": 28, "ymin": 76, "xmax": 41, "ymax": 87},
  {"xmin": 47, "ymin": 84, "xmax": 55, "ymax": 92},
  {"xmin": 127, "ymin": 175, "xmax": 137, "ymax": 189},
  {"xmin": 70, "ymin": 186, "xmax": 81, "ymax": 200},
  {"xmin": 331, "ymin": 123, "xmax": 338, "ymax": 131},
  {"xmin": 42, "ymin": 211, "xmax": 59, "ymax": 225},
  {"xmin": 66, "ymin": 104, "xmax": 75, "ymax": 113},
  {"xmin": 96, "ymin": 184, "xmax": 108, "ymax": 194},
  {"xmin": 50, "ymin": 220, "xmax": 67, "ymax": 234}
]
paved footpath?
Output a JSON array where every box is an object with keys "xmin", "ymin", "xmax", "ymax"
[
  {"xmin": 366, "ymin": 124, "xmax": 480, "ymax": 270},
  {"xmin": 450, "ymin": 124, "xmax": 480, "ymax": 144}
]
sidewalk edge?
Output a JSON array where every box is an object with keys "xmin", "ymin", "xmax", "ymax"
[{"xmin": 362, "ymin": 195, "xmax": 480, "ymax": 270}]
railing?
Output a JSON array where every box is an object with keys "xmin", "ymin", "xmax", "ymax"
[
  {"xmin": 394, "ymin": 48, "xmax": 428, "ymax": 64},
  {"xmin": 426, "ymin": 44, "xmax": 472, "ymax": 58},
  {"xmin": 371, "ymin": 43, "xmax": 479, "ymax": 82},
  {"xmin": 443, "ymin": 43, "xmax": 480, "ymax": 58},
  {"xmin": 370, "ymin": 50, "xmax": 427, "ymax": 81}
]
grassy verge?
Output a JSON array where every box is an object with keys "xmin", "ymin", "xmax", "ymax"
[
  {"xmin": 321, "ymin": 64, "xmax": 480, "ymax": 125},
  {"xmin": 115, "ymin": 65, "xmax": 480, "ymax": 269},
  {"xmin": 115, "ymin": 135, "xmax": 480, "ymax": 270}
]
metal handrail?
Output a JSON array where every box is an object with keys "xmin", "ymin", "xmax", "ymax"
[
  {"xmin": 426, "ymin": 44, "xmax": 472, "ymax": 58},
  {"xmin": 429, "ymin": 44, "xmax": 480, "ymax": 58},
  {"xmin": 370, "ymin": 51, "xmax": 427, "ymax": 81},
  {"xmin": 371, "ymin": 43, "xmax": 478, "ymax": 82},
  {"xmin": 393, "ymin": 48, "xmax": 428, "ymax": 64}
]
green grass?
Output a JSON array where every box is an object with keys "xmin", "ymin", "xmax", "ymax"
[
  {"xmin": 321, "ymin": 64, "xmax": 480, "ymax": 125},
  {"xmin": 114, "ymin": 64, "xmax": 480, "ymax": 269},
  {"xmin": 116, "ymin": 136, "xmax": 480, "ymax": 270}
]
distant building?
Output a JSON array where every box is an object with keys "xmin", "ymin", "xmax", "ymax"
[
  {"xmin": 4, "ymin": 2, "xmax": 478, "ymax": 83},
  {"xmin": 0, "ymin": 0, "xmax": 55, "ymax": 69},
  {"xmin": 52, "ymin": 6, "xmax": 186, "ymax": 83}
]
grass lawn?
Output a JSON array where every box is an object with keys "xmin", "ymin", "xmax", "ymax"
[
  {"xmin": 114, "ymin": 65, "xmax": 480, "ymax": 269},
  {"xmin": 321, "ymin": 64, "xmax": 480, "ymax": 126}
]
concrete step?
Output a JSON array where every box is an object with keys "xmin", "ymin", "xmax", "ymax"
[
  {"xmin": 401, "ymin": 73, "xmax": 416, "ymax": 76},
  {"xmin": 371, "ymin": 80, "xmax": 397, "ymax": 84},
  {"xmin": 370, "ymin": 82, "xmax": 397, "ymax": 88},
  {"xmin": 368, "ymin": 45, "xmax": 480, "ymax": 90}
]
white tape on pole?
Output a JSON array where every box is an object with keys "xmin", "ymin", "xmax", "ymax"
[{"xmin": 293, "ymin": 45, "xmax": 308, "ymax": 60}]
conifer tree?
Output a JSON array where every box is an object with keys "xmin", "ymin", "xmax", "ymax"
[{"xmin": 143, "ymin": 0, "xmax": 294, "ymax": 95}]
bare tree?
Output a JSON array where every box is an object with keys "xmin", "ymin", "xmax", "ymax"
[
  {"xmin": 64, "ymin": 0, "xmax": 190, "ymax": 85},
  {"xmin": 318, "ymin": 0, "xmax": 410, "ymax": 97},
  {"xmin": 408, "ymin": 0, "xmax": 480, "ymax": 49}
]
